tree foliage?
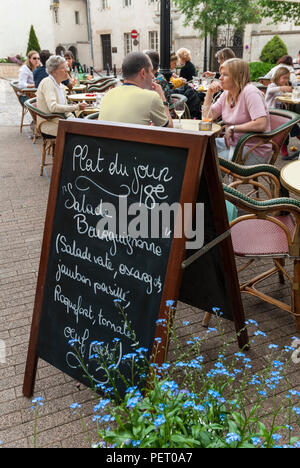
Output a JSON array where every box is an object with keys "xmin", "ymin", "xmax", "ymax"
[
  {"xmin": 173, "ymin": 0, "xmax": 259, "ymax": 37},
  {"xmin": 173, "ymin": 0, "xmax": 300, "ymax": 37},
  {"xmin": 26, "ymin": 25, "xmax": 41, "ymax": 55}
]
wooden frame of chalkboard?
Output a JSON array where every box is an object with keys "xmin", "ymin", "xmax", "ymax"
[{"xmin": 23, "ymin": 119, "xmax": 247, "ymax": 398}]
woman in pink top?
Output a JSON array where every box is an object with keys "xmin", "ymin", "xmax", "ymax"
[{"xmin": 203, "ymin": 58, "xmax": 272, "ymax": 165}]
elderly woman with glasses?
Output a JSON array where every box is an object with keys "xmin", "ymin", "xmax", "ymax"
[{"xmin": 36, "ymin": 55, "xmax": 88, "ymax": 137}]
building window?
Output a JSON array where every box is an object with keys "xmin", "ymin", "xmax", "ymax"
[
  {"xmin": 123, "ymin": 0, "xmax": 132, "ymax": 7},
  {"xmin": 148, "ymin": 0, "xmax": 158, "ymax": 3},
  {"xmin": 75, "ymin": 11, "xmax": 80, "ymax": 25},
  {"xmin": 124, "ymin": 33, "xmax": 133, "ymax": 55},
  {"xmin": 149, "ymin": 31, "xmax": 159, "ymax": 51},
  {"xmin": 100, "ymin": 0, "xmax": 108, "ymax": 9}
]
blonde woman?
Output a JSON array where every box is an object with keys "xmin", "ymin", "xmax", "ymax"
[
  {"xmin": 203, "ymin": 58, "xmax": 272, "ymax": 165},
  {"xmin": 18, "ymin": 50, "xmax": 40, "ymax": 89},
  {"xmin": 177, "ymin": 47, "xmax": 196, "ymax": 82},
  {"xmin": 18, "ymin": 50, "xmax": 40, "ymax": 104}
]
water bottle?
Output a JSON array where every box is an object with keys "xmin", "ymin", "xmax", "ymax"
[{"xmin": 292, "ymin": 82, "xmax": 300, "ymax": 102}]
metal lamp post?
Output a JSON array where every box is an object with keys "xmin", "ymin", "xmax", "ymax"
[{"xmin": 159, "ymin": 0, "xmax": 172, "ymax": 81}]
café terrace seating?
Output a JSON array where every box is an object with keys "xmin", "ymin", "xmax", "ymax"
[
  {"xmin": 202, "ymin": 160, "xmax": 300, "ymax": 334},
  {"xmin": 229, "ymin": 108, "xmax": 300, "ymax": 166},
  {"xmin": 86, "ymin": 78, "xmax": 118, "ymax": 93},
  {"xmin": 10, "ymin": 81, "xmax": 36, "ymax": 133},
  {"xmin": 24, "ymin": 97, "xmax": 66, "ymax": 176}
]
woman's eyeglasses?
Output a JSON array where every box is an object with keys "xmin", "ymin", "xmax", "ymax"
[{"xmin": 32, "ymin": 57, "xmax": 40, "ymax": 60}]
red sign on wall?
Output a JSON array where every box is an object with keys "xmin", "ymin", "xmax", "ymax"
[{"xmin": 131, "ymin": 29, "xmax": 138, "ymax": 39}]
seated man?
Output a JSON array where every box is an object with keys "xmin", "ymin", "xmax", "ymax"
[
  {"xmin": 98, "ymin": 52, "xmax": 173, "ymax": 127},
  {"xmin": 33, "ymin": 49, "xmax": 51, "ymax": 88}
]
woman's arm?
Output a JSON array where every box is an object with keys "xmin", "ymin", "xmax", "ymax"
[
  {"xmin": 224, "ymin": 116, "xmax": 267, "ymax": 148},
  {"xmin": 18, "ymin": 66, "xmax": 34, "ymax": 89}
]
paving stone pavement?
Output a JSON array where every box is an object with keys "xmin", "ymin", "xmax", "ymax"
[{"xmin": 0, "ymin": 77, "xmax": 299, "ymax": 448}]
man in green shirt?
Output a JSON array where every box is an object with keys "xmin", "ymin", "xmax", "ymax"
[{"xmin": 99, "ymin": 52, "xmax": 173, "ymax": 128}]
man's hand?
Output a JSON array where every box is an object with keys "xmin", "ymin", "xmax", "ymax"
[
  {"xmin": 78, "ymin": 102, "xmax": 88, "ymax": 110},
  {"xmin": 151, "ymin": 81, "xmax": 166, "ymax": 101}
]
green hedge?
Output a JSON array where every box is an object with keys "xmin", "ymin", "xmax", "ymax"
[
  {"xmin": 260, "ymin": 35, "xmax": 288, "ymax": 64},
  {"xmin": 249, "ymin": 62, "xmax": 274, "ymax": 82}
]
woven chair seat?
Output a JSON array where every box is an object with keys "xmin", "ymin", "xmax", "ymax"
[{"xmin": 231, "ymin": 215, "xmax": 296, "ymax": 256}]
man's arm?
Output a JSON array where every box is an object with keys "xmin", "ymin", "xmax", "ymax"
[{"xmin": 152, "ymin": 82, "xmax": 173, "ymax": 128}]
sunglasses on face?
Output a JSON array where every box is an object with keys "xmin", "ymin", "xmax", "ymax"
[{"xmin": 32, "ymin": 57, "xmax": 40, "ymax": 60}]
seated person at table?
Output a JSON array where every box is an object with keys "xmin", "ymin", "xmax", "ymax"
[
  {"xmin": 203, "ymin": 58, "xmax": 272, "ymax": 165},
  {"xmin": 36, "ymin": 55, "xmax": 88, "ymax": 137},
  {"xmin": 18, "ymin": 50, "xmax": 40, "ymax": 103},
  {"xmin": 33, "ymin": 49, "xmax": 51, "ymax": 88},
  {"xmin": 176, "ymin": 48, "xmax": 196, "ymax": 82},
  {"xmin": 144, "ymin": 49, "xmax": 172, "ymax": 103},
  {"xmin": 202, "ymin": 47, "xmax": 235, "ymax": 79},
  {"xmin": 98, "ymin": 52, "xmax": 173, "ymax": 127},
  {"xmin": 62, "ymin": 50, "xmax": 81, "ymax": 91},
  {"xmin": 266, "ymin": 66, "xmax": 300, "ymax": 159},
  {"xmin": 264, "ymin": 55, "xmax": 298, "ymax": 84}
]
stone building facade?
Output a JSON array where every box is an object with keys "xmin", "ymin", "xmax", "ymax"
[{"xmin": 0, "ymin": 0, "xmax": 299, "ymax": 73}]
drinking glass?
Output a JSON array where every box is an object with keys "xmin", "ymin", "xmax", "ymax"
[
  {"xmin": 174, "ymin": 100, "xmax": 185, "ymax": 128},
  {"xmin": 201, "ymin": 104, "xmax": 213, "ymax": 121},
  {"xmin": 192, "ymin": 76, "xmax": 199, "ymax": 88}
]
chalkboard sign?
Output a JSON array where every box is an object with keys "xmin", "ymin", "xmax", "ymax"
[{"xmin": 23, "ymin": 120, "xmax": 211, "ymax": 398}]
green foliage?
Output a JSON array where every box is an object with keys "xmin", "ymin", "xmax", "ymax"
[
  {"xmin": 173, "ymin": 0, "xmax": 300, "ymax": 38},
  {"xmin": 259, "ymin": 35, "xmax": 288, "ymax": 64},
  {"xmin": 249, "ymin": 62, "xmax": 274, "ymax": 82},
  {"xmin": 173, "ymin": 0, "xmax": 259, "ymax": 37},
  {"xmin": 258, "ymin": 0, "xmax": 300, "ymax": 24},
  {"xmin": 26, "ymin": 25, "xmax": 41, "ymax": 55}
]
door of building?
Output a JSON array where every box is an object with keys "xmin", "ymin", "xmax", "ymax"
[
  {"xmin": 210, "ymin": 26, "xmax": 244, "ymax": 71},
  {"xmin": 101, "ymin": 34, "xmax": 112, "ymax": 71}
]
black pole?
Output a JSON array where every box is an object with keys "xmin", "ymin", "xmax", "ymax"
[
  {"xmin": 203, "ymin": 34, "xmax": 208, "ymax": 72},
  {"xmin": 160, "ymin": 0, "xmax": 172, "ymax": 81}
]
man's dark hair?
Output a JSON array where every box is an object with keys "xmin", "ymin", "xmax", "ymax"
[
  {"xmin": 40, "ymin": 50, "xmax": 51, "ymax": 66},
  {"xmin": 122, "ymin": 52, "xmax": 152, "ymax": 79},
  {"xmin": 144, "ymin": 50, "xmax": 159, "ymax": 72}
]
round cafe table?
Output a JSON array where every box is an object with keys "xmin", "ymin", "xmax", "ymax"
[
  {"xmin": 280, "ymin": 159, "xmax": 300, "ymax": 196},
  {"xmin": 72, "ymin": 84, "xmax": 87, "ymax": 93},
  {"xmin": 67, "ymin": 93, "xmax": 98, "ymax": 102}
]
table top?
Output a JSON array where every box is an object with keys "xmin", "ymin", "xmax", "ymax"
[
  {"xmin": 173, "ymin": 119, "xmax": 221, "ymax": 135},
  {"xmin": 276, "ymin": 94, "xmax": 300, "ymax": 105},
  {"xmin": 280, "ymin": 159, "xmax": 300, "ymax": 195},
  {"xmin": 67, "ymin": 93, "xmax": 98, "ymax": 102},
  {"xmin": 72, "ymin": 84, "xmax": 87, "ymax": 92}
]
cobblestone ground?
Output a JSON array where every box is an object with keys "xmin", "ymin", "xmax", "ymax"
[{"xmin": 0, "ymin": 76, "xmax": 299, "ymax": 448}]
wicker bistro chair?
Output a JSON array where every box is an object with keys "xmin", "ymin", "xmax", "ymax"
[
  {"xmin": 87, "ymin": 78, "xmax": 118, "ymax": 93},
  {"xmin": 84, "ymin": 112, "xmax": 99, "ymax": 120},
  {"xmin": 24, "ymin": 98, "xmax": 66, "ymax": 176},
  {"xmin": 169, "ymin": 93, "xmax": 191, "ymax": 119},
  {"xmin": 230, "ymin": 108, "xmax": 300, "ymax": 166},
  {"xmin": 202, "ymin": 161, "xmax": 300, "ymax": 333},
  {"xmin": 219, "ymin": 157, "xmax": 289, "ymax": 201},
  {"xmin": 10, "ymin": 81, "xmax": 37, "ymax": 133},
  {"xmin": 83, "ymin": 75, "xmax": 115, "ymax": 86}
]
